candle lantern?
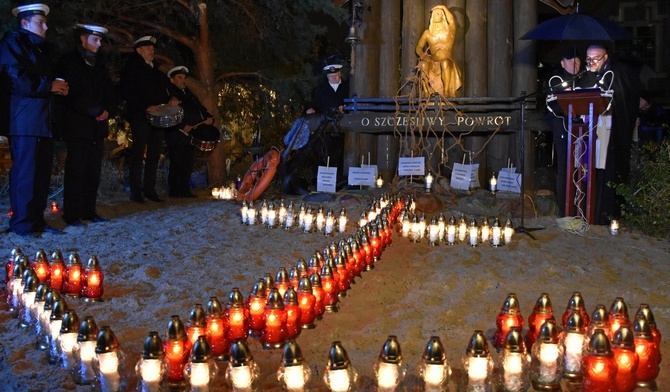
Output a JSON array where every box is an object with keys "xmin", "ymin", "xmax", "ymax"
[
  {"xmin": 285, "ymin": 202, "xmax": 295, "ymax": 229},
  {"xmin": 325, "ymin": 209, "xmax": 335, "ymax": 236},
  {"xmin": 369, "ymin": 225, "xmax": 382, "ymax": 261},
  {"xmin": 409, "ymin": 215, "xmax": 422, "ymax": 243},
  {"xmin": 309, "ymin": 273, "xmax": 326, "ymax": 319},
  {"xmin": 32, "ymin": 282, "xmax": 48, "ymax": 336},
  {"xmin": 337, "ymin": 208, "xmax": 348, "ymax": 233},
  {"xmin": 275, "ymin": 267, "xmax": 290, "ymax": 299},
  {"xmin": 284, "ymin": 288, "xmax": 302, "ymax": 339},
  {"xmin": 425, "ymin": 171, "xmax": 434, "ymax": 192},
  {"xmin": 297, "ymin": 277, "xmax": 316, "ymax": 329},
  {"xmin": 499, "ymin": 327, "xmax": 530, "ymax": 392},
  {"xmin": 49, "ymin": 298, "xmax": 69, "ymax": 364},
  {"xmin": 527, "ymin": 293, "xmax": 555, "ymax": 348},
  {"xmin": 4, "ymin": 246, "xmax": 21, "ymax": 288},
  {"xmin": 436, "ymin": 213, "xmax": 446, "ymax": 242},
  {"xmin": 589, "ymin": 304, "xmax": 612, "ymax": 340},
  {"xmin": 58, "ymin": 309, "xmax": 80, "ymax": 370},
  {"xmin": 260, "ymin": 200, "xmax": 269, "ymax": 225},
  {"xmin": 226, "ymin": 288, "xmax": 249, "ymax": 341},
  {"xmin": 583, "ymin": 329, "xmax": 617, "ymax": 391},
  {"xmin": 226, "ymin": 339, "xmax": 260, "ymax": 392},
  {"xmin": 296, "ymin": 258, "xmax": 309, "ymax": 279},
  {"xmin": 376, "ymin": 174, "xmax": 384, "ymax": 188},
  {"xmin": 51, "ymin": 201, "xmax": 59, "ymax": 213},
  {"xmin": 263, "ymin": 288, "xmax": 288, "ymax": 349},
  {"xmin": 74, "ymin": 315, "xmax": 98, "ymax": 385},
  {"xmin": 315, "ymin": 206, "xmax": 326, "ymax": 232},
  {"xmin": 164, "ymin": 315, "xmax": 190, "ymax": 388},
  {"xmin": 611, "ymin": 326, "xmax": 638, "ymax": 392},
  {"xmin": 19, "ymin": 274, "xmax": 38, "ymax": 329},
  {"xmin": 490, "ymin": 173, "xmax": 498, "ymax": 193},
  {"xmin": 81, "ymin": 256, "xmax": 104, "ymax": 302},
  {"xmin": 560, "ymin": 311, "xmax": 587, "ymax": 380},
  {"xmin": 609, "ymin": 219, "xmax": 619, "ymax": 235},
  {"xmin": 503, "ymin": 218, "xmax": 515, "ymax": 244},
  {"xmin": 374, "ymin": 335, "xmax": 406, "ymax": 391},
  {"xmin": 458, "ymin": 215, "xmax": 468, "ymax": 243},
  {"xmin": 462, "ymin": 330, "xmax": 494, "ymax": 391},
  {"xmin": 211, "ymin": 187, "xmax": 221, "ymax": 198},
  {"xmin": 246, "ymin": 201, "xmax": 257, "ymax": 225},
  {"xmin": 185, "ymin": 335, "xmax": 219, "ymax": 391},
  {"xmin": 297, "ymin": 203, "xmax": 306, "ymax": 228},
  {"xmin": 562, "ymin": 292, "xmax": 590, "ymax": 328},
  {"xmin": 240, "ymin": 201, "xmax": 248, "ymax": 224},
  {"xmin": 206, "ymin": 296, "xmax": 230, "ymax": 361},
  {"xmin": 335, "ymin": 252, "xmax": 351, "ymax": 295},
  {"xmin": 49, "ymin": 250, "xmax": 65, "ymax": 292},
  {"xmin": 468, "ymin": 218, "xmax": 479, "ymax": 247},
  {"xmin": 38, "ymin": 288, "xmax": 59, "ymax": 351},
  {"xmin": 8, "ymin": 259, "xmax": 25, "ymax": 313},
  {"xmin": 445, "ymin": 216, "xmax": 457, "ymax": 245},
  {"xmin": 303, "ymin": 206, "xmax": 314, "ymax": 232},
  {"xmin": 428, "ymin": 217, "xmax": 440, "ymax": 246},
  {"xmin": 278, "ymin": 200, "xmax": 288, "ymax": 226},
  {"xmin": 419, "ymin": 336, "xmax": 450, "ymax": 390},
  {"xmin": 63, "ymin": 252, "xmax": 83, "ymax": 298},
  {"xmin": 494, "ymin": 293, "xmax": 525, "ymax": 349},
  {"xmin": 633, "ymin": 315, "xmax": 660, "ymax": 388},
  {"xmin": 18, "ymin": 265, "xmax": 35, "ymax": 308},
  {"xmin": 358, "ymin": 211, "xmax": 368, "ymax": 228},
  {"xmin": 324, "ymin": 341, "xmax": 358, "ymax": 392},
  {"xmin": 491, "ymin": 218, "xmax": 502, "ymax": 247},
  {"xmin": 263, "ymin": 273, "xmax": 275, "ymax": 296},
  {"xmin": 480, "ymin": 218, "xmax": 490, "ymax": 243},
  {"xmin": 288, "ymin": 267, "xmax": 301, "ymax": 291},
  {"xmin": 277, "ymin": 340, "xmax": 311, "ymax": 392},
  {"xmin": 186, "ymin": 304, "xmax": 208, "ymax": 348},
  {"xmin": 530, "ymin": 320, "xmax": 563, "ymax": 391},
  {"xmin": 267, "ymin": 203, "xmax": 277, "ymax": 228},
  {"xmin": 94, "ymin": 326, "xmax": 125, "ymax": 392},
  {"xmin": 320, "ymin": 265, "xmax": 339, "ymax": 312},
  {"xmin": 32, "ymin": 249, "xmax": 49, "ymax": 283},
  {"xmin": 609, "ymin": 297, "xmax": 630, "ymax": 336},
  {"xmin": 635, "ymin": 304, "xmax": 662, "ymax": 349},
  {"xmin": 248, "ymin": 280, "xmax": 267, "ymax": 334},
  {"xmin": 135, "ymin": 331, "xmax": 166, "ymax": 391},
  {"xmin": 400, "ymin": 213, "xmax": 411, "ymax": 238}
]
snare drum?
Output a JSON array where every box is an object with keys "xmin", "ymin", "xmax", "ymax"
[
  {"xmin": 147, "ymin": 105, "xmax": 184, "ymax": 128},
  {"xmin": 190, "ymin": 124, "xmax": 220, "ymax": 152}
]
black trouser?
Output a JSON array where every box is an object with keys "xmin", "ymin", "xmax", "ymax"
[
  {"xmin": 165, "ymin": 129, "xmax": 194, "ymax": 196},
  {"xmin": 9, "ymin": 136, "xmax": 53, "ymax": 234},
  {"xmin": 550, "ymin": 116, "xmax": 568, "ymax": 217},
  {"xmin": 63, "ymin": 138, "xmax": 104, "ymax": 222},
  {"xmin": 129, "ymin": 118, "xmax": 164, "ymax": 196}
]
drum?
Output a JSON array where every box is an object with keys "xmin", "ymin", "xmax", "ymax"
[
  {"xmin": 147, "ymin": 105, "xmax": 184, "ymax": 128},
  {"xmin": 190, "ymin": 124, "xmax": 220, "ymax": 151}
]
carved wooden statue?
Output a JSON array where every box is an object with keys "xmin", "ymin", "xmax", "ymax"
[{"xmin": 415, "ymin": 5, "xmax": 463, "ymax": 97}]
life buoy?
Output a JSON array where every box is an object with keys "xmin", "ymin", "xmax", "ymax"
[{"xmin": 237, "ymin": 149, "xmax": 280, "ymax": 203}]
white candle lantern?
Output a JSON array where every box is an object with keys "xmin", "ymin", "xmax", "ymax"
[
  {"xmin": 303, "ymin": 207, "xmax": 314, "ymax": 233},
  {"xmin": 297, "ymin": 203, "xmax": 306, "ymax": 228},
  {"xmin": 409, "ymin": 215, "xmax": 421, "ymax": 243},
  {"xmin": 226, "ymin": 339, "xmax": 260, "ymax": 392},
  {"xmin": 560, "ymin": 312, "xmax": 587, "ymax": 380},
  {"xmin": 446, "ymin": 216, "xmax": 457, "ymax": 245},
  {"xmin": 358, "ymin": 211, "xmax": 368, "ymax": 228},
  {"xmin": 376, "ymin": 175, "xmax": 384, "ymax": 188},
  {"xmin": 316, "ymin": 206, "xmax": 326, "ymax": 232},
  {"xmin": 267, "ymin": 203, "xmax": 277, "ymax": 228},
  {"xmin": 19, "ymin": 274, "xmax": 38, "ymax": 329},
  {"xmin": 49, "ymin": 299, "xmax": 68, "ymax": 364},
  {"xmin": 325, "ymin": 209, "xmax": 335, "ymax": 236},
  {"xmin": 211, "ymin": 187, "xmax": 221, "ymax": 199},
  {"xmin": 246, "ymin": 201, "xmax": 256, "ymax": 225},
  {"xmin": 501, "ymin": 327, "xmax": 530, "ymax": 392},
  {"xmin": 437, "ymin": 213, "xmax": 446, "ymax": 242},
  {"xmin": 240, "ymin": 201, "xmax": 248, "ymax": 224},
  {"xmin": 260, "ymin": 200, "xmax": 269, "ymax": 225},
  {"xmin": 285, "ymin": 202, "xmax": 295, "ymax": 229},
  {"xmin": 94, "ymin": 326, "xmax": 125, "ymax": 392},
  {"xmin": 609, "ymin": 220, "xmax": 619, "ymax": 235},
  {"xmin": 425, "ymin": 171, "xmax": 434, "ymax": 193},
  {"xmin": 401, "ymin": 215, "xmax": 411, "ymax": 238},
  {"xmin": 374, "ymin": 336, "xmax": 406, "ymax": 391},
  {"xmin": 135, "ymin": 331, "xmax": 166, "ymax": 392},
  {"xmin": 428, "ymin": 217, "xmax": 440, "ymax": 246},
  {"xmin": 185, "ymin": 336, "xmax": 218, "ymax": 392},
  {"xmin": 58, "ymin": 309, "xmax": 80, "ymax": 370},
  {"xmin": 468, "ymin": 218, "xmax": 479, "ymax": 247},
  {"xmin": 458, "ymin": 215, "xmax": 468, "ymax": 242},
  {"xmin": 419, "ymin": 336, "xmax": 450, "ymax": 389},
  {"xmin": 490, "ymin": 173, "xmax": 498, "ymax": 193},
  {"xmin": 504, "ymin": 218, "xmax": 515, "ymax": 244},
  {"xmin": 338, "ymin": 209, "xmax": 347, "ymax": 233},
  {"xmin": 277, "ymin": 340, "xmax": 311, "ymax": 392},
  {"xmin": 491, "ymin": 218, "xmax": 502, "ymax": 247},
  {"xmin": 530, "ymin": 320, "xmax": 564, "ymax": 390},
  {"xmin": 278, "ymin": 200, "xmax": 287, "ymax": 226},
  {"xmin": 462, "ymin": 331, "xmax": 494, "ymax": 390},
  {"xmin": 480, "ymin": 218, "xmax": 490, "ymax": 242},
  {"xmin": 74, "ymin": 315, "xmax": 99, "ymax": 385},
  {"xmin": 324, "ymin": 341, "xmax": 357, "ymax": 392}
]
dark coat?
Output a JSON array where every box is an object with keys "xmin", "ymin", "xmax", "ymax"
[
  {"xmin": 120, "ymin": 52, "xmax": 171, "ymax": 121},
  {"xmin": 308, "ymin": 80, "xmax": 349, "ymax": 114},
  {"xmin": 57, "ymin": 48, "xmax": 118, "ymax": 140},
  {"xmin": 168, "ymin": 84, "xmax": 212, "ymax": 127},
  {"xmin": 0, "ymin": 29, "xmax": 55, "ymax": 137}
]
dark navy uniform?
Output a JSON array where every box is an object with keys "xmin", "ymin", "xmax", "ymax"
[
  {"xmin": 58, "ymin": 42, "xmax": 117, "ymax": 224},
  {"xmin": 0, "ymin": 27, "xmax": 56, "ymax": 235}
]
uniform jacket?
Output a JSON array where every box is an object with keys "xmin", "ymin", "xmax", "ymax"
[
  {"xmin": 57, "ymin": 47, "xmax": 118, "ymax": 140},
  {"xmin": 308, "ymin": 80, "xmax": 349, "ymax": 114},
  {"xmin": 120, "ymin": 52, "xmax": 171, "ymax": 122},
  {"xmin": 167, "ymin": 84, "xmax": 211, "ymax": 127},
  {"xmin": 0, "ymin": 28, "xmax": 55, "ymax": 137}
]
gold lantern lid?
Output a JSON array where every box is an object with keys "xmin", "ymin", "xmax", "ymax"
[
  {"xmin": 229, "ymin": 339, "xmax": 254, "ymax": 367},
  {"xmin": 532, "ymin": 293, "xmax": 553, "ymax": 315},
  {"xmin": 275, "ymin": 267, "xmax": 289, "ymax": 284},
  {"xmin": 500, "ymin": 293, "xmax": 521, "ymax": 315},
  {"xmin": 284, "ymin": 287, "xmax": 299, "ymax": 306},
  {"xmin": 207, "ymin": 296, "xmax": 223, "ymax": 317},
  {"xmin": 309, "ymin": 272, "xmax": 322, "ymax": 288},
  {"xmin": 43, "ymin": 288, "xmax": 60, "ymax": 311},
  {"xmin": 591, "ymin": 304, "xmax": 610, "ymax": 327},
  {"xmin": 282, "ymin": 340, "xmax": 305, "ymax": 367},
  {"xmin": 297, "ymin": 277, "xmax": 313, "ymax": 294},
  {"xmin": 190, "ymin": 335, "xmax": 213, "ymax": 363},
  {"xmin": 565, "ymin": 311, "xmax": 586, "ymax": 334},
  {"xmin": 86, "ymin": 255, "xmax": 101, "ymax": 271},
  {"xmin": 189, "ymin": 304, "xmax": 207, "ymax": 327},
  {"xmin": 566, "ymin": 292, "xmax": 586, "ymax": 311},
  {"xmin": 327, "ymin": 341, "xmax": 351, "ymax": 370},
  {"xmin": 378, "ymin": 335, "xmax": 402, "ymax": 364},
  {"xmin": 633, "ymin": 315, "xmax": 653, "ymax": 340},
  {"xmin": 34, "ymin": 248, "xmax": 47, "ymax": 264},
  {"xmin": 635, "ymin": 304, "xmax": 656, "ymax": 327},
  {"xmin": 68, "ymin": 252, "xmax": 82, "ymax": 266},
  {"xmin": 504, "ymin": 327, "xmax": 526, "ymax": 353},
  {"xmin": 50, "ymin": 298, "xmax": 69, "ymax": 321},
  {"xmin": 59, "ymin": 309, "xmax": 80, "ymax": 334},
  {"xmin": 167, "ymin": 315, "xmax": 187, "ymax": 341},
  {"xmin": 77, "ymin": 315, "xmax": 99, "ymax": 342},
  {"xmin": 588, "ymin": 329, "xmax": 613, "ymax": 356},
  {"xmin": 265, "ymin": 288, "xmax": 285, "ymax": 310},
  {"xmin": 466, "ymin": 330, "xmax": 490, "ymax": 357},
  {"xmin": 35, "ymin": 282, "xmax": 49, "ymax": 302},
  {"xmin": 50, "ymin": 250, "xmax": 64, "ymax": 265},
  {"xmin": 422, "ymin": 336, "xmax": 447, "ymax": 365},
  {"xmin": 609, "ymin": 297, "xmax": 629, "ymax": 319},
  {"xmin": 537, "ymin": 320, "xmax": 559, "ymax": 344},
  {"xmin": 612, "ymin": 326, "xmax": 635, "ymax": 350},
  {"xmin": 228, "ymin": 288, "xmax": 245, "ymax": 308},
  {"xmin": 95, "ymin": 326, "xmax": 119, "ymax": 354},
  {"xmin": 142, "ymin": 331, "xmax": 165, "ymax": 359}
]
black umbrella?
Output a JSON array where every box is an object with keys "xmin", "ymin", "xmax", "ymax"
[{"xmin": 520, "ymin": 13, "xmax": 632, "ymax": 41}]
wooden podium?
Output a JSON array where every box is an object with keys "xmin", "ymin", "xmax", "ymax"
[{"xmin": 555, "ymin": 89, "xmax": 609, "ymax": 223}]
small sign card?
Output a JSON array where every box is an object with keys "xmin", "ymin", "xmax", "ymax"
[
  {"xmin": 450, "ymin": 162, "xmax": 473, "ymax": 191},
  {"xmin": 361, "ymin": 164, "xmax": 378, "ymax": 178},
  {"xmin": 398, "ymin": 157, "xmax": 425, "ymax": 176},
  {"xmin": 497, "ymin": 169, "xmax": 521, "ymax": 193},
  {"xmin": 469, "ymin": 163, "xmax": 480, "ymax": 188},
  {"xmin": 348, "ymin": 166, "xmax": 376, "ymax": 187},
  {"xmin": 317, "ymin": 166, "xmax": 337, "ymax": 193}
]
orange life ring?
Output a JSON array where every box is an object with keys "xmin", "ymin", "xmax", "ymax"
[{"xmin": 236, "ymin": 149, "xmax": 280, "ymax": 203}]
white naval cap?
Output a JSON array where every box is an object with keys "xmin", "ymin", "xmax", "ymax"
[
  {"xmin": 133, "ymin": 35, "xmax": 156, "ymax": 48},
  {"xmin": 75, "ymin": 24, "xmax": 108, "ymax": 37},
  {"xmin": 12, "ymin": 3, "xmax": 49, "ymax": 18},
  {"xmin": 323, "ymin": 64, "xmax": 343, "ymax": 74},
  {"xmin": 167, "ymin": 66, "xmax": 189, "ymax": 78}
]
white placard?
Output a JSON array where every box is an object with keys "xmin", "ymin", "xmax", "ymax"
[
  {"xmin": 469, "ymin": 163, "xmax": 480, "ymax": 188},
  {"xmin": 348, "ymin": 167, "xmax": 377, "ymax": 186},
  {"xmin": 497, "ymin": 170, "xmax": 522, "ymax": 193},
  {"xmin": 397, "ymin": 157, "xmax": 425, "ymax": 176},
  {"xmin": 317, "ymin": 166, "xmax": 338, "ymax": 193},
  {"xmin": 450, "ymin": 162, "xmax": 473, "ymax": 190},
  {"xmin": 501, "ymin": 166, "xmax": 517, "ymax": 173},
  {"xmin": 361, "ymin": 164, "xmax": 378, "ymax": 178}
]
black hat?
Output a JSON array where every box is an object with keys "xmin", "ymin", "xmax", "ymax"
[
  {"xmin": 560, "ymin": 47, "xmax": 580, "ymax": 60},
  {"xmin": 167, "ymin": 66, "xmax": 189, "ymax": 78},
  {"xmin": 75, "ymin": 24, "xmax": 108, "ymax": 37},
  {"xmin": 134, "ymin": 35, "xmax": 156, "ymax": 48},
  {"xmin": 12, "ymin": 3, "xmax": 49, "ymax": 18},
  {"xmin": 323, "ymin": 64, "xmax": 342, "ymax": 74}
]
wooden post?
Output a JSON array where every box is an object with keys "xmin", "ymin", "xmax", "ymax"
[
  {"xmin": 465, "ymin": 0, "xmax": 487, "ymax": 97},
  {"xmin": 401, "ymin": 0, "xmax": 425, "ymax": 93}
]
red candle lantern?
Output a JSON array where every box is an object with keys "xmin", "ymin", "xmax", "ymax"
[
  {"xmin": 611, "ymin": 326, "xmax": 639, "ymax": 392},
  {"xmin": 163, "ymin": 315, "xmax": 189, "ymax": 388},
  {"xmin": 320, "ymin": 265, "xmax": 339, "ymax": 312},
  {"xmin": 583, "ymin": 329, "xmax": 617, "ymax": 391},
  {"xmin": 633, "ymin": 315, "xmax": 660, "ymax": 387},
  {"xmin": 263, "ymin": 288, "xmax": 288, "ymax": 349},
  {"xmin": 288, "ymin": 267, "xmax": 300, "ymax": 291},
  {"xmin": 609, "ymin": 297, "xmax": 630, "ymax": 336},
  {"xmin": 81, "ymin": 256, "xmax": 104, "ymax": 302},
  {"xmin": 494, "ymin": 293, "xmax": 525, "ymax": 349},
  {"xmin": 589, "ymin": 304, "xmax": 612, "ymax": 340},
  {"xmin": 275, "ymin": 267, "xmax": 290, "ymax": 299},
  {"xmin": 296, "ymin": 258, "xmax": 309, "ymax": 279},
  {"xmin": 51, "ymin": 201, "xmax": 59, "ymax": 213},
  {"xmin": 334, "ymin": 252, "xmax": 351, "ymax": 295},
  {"xmin": 186, "ymin": 304, "xmax": 207, "ymax": 349},
  {"xmin": 225, "ymin": 288, "xmax": 248, "ymax": 341},
  {"xmin": 361, "ymin": 233, "xmax": 374, "ymax": 270},
  {"xmin": 283, "ymin": 287, "xmax": 302, "ymax": 339},
  {"xmin": 62, "ymin": 252, "xmax": 83, "ymax": 298},
  {"xmin": 262, "ymin": 273, "xmax": 274, "ymax": 297},
  {"xmin": 49, "ymin": 250, "xmax": 65, "ymax": 292},
  {"xmin": 297, "ymin": 277, "xmax": 316, "ymax": 329},
  {"xmin": 527, "ymin": 293, "xmax": 554, "ymax": 347},
  {"xmin": 247, "ymin": 280, "xmax": 267, "ymax": 334},
  {"xmin": 32, "ymin": 249, "xmax": 49, "ymax": 283},
  {"xmin": 562, "ymin": 291, "xmax": 589, "ymax": 328},
  {"xmin": 206, "ymin": 296, "xmax": 230, "ymax": 361},
  {"xmin": 369, "ymin": 225, "xmax": 382, "ymax": 262},
  {"xmin": 309, "ymin": 273, "xmax": 326, "ymax": 319},
  {"xmin": 5, "ymin": 246, "xmax": 22, "ymax": 288},
  {"xmin": 635, "ymin": 304, "xmax": 661, "ymax": 350},
  {"xmin": 308, "ymin": 255, "xmax": 322, "ymax": 278}
]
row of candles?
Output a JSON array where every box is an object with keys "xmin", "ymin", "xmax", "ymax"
[
  {"xmin": 399, "ymin": 212, "xmax": 515, "ymax": 247},
  {"xmin": 211, "ymin": 182, "xmax": 237, "ymax": 200}
]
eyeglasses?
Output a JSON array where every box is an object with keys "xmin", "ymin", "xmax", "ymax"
[{"xmin": 585, "ymin": 54, "xmax": 606, "ymax": 64}]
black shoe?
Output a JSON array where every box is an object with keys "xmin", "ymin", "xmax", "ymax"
[
  {"xmin": 145, "ymin": 193, "xmax": 164, "ymax": 202},
  {"xmin": 42, "ymin": 226, "xmax": 64, "ymax": 235},
  {"xmin": 85, "ymin": 215, "xmax": 110, "ymax": 223},
  {"xmin": 64, "ymin": 219, "xmax": 85, "ymax": 227},
  {"xmin": 130, "ymin": 193, "xmax": 145, "ymax": 203}
]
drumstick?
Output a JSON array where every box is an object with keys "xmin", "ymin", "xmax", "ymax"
[{"xmin": 178, "ymin": 119, "xmax": 210, "ymax": 136}]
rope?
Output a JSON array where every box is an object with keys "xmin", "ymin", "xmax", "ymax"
[{"xmin": 556, "ymin": 216, "xmax": 589, "ymax": 235}]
